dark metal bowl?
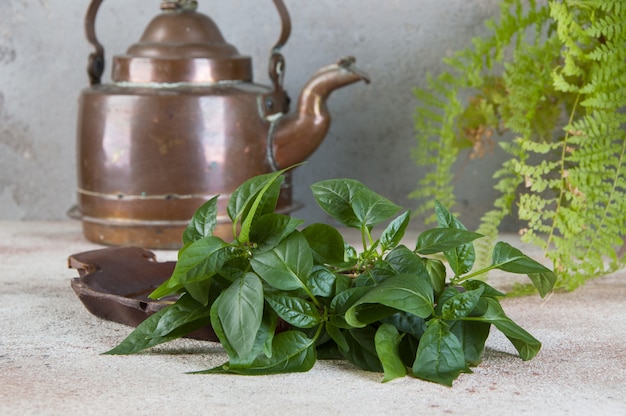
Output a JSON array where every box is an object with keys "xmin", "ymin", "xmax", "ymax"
[{"xmin": 69, "ymin": 246, "xmax": 217, "ymax": 341}]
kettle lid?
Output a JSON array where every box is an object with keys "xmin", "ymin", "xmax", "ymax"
[{"xmin": 112, "ymin": 1, "xmax": 252, "ymax": 83}]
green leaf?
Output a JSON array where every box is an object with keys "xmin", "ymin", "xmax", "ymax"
[
  {"xmin": 265, "ymin": 293, "xmax": 321, "ymax": 329},
  {"xmin": 434, "ymin": 286, "xmax": 459, "ymax": 316},
  {"xmin": 335, "ymin": 269, "xmax": 353, "ymax": 293},
  {"xmin": 148, "ymin": 296, "xmax": 209, "ymax": 340},
  {"xmin": 259, "ymin": 307, "xmax": 279, "ymax": 360},
  {"xmin": 527, "ymin": 272, "xmax": 558, "ymax": 299},
  {"xmin": 249, "ymin": 213, "xmax": 304, "ymax": 251},
  {"xmin": 397, "ymin": 332, "xmax": 420, "ymax": 368},
  {"xmin": 216, "ymin": 273, "xmax": 265, "ymax": 362},
  {"xmin": 449, "ymin": 320, "xmax": 491, "ymax": 366},
  {"xmin": 380, "ymin": 210, "xmax": 411, "ymax": 251},
  {"xmin": 210, "ymin": 293, "xmax": 277, "ymax": 367},
  {"xmin": 465, "ymin": 297, "xmax": 541, "ymax": 360},
  {"xmin": 182, "ymin": 196, "xmax": 219, "ymax": 244},
  {"xmin": 443, "ymin": 243, "xmax": 476, "ymax": 276},
  {"xmin": 491, "ymin": 242, "xmax": 551, "ymax": 273},
  {"xmin": 434, "ymin": 200, "xmax": 464, "ymax": 229},
  {"xmin": 329, "ymin": 286, "xmax": 371, "ymax": 329},
  {"xmin": 441, "ymin": 286, "xmax": 485, "ymax": 320},
  {"xmin": 104, "ymin": 294, "xmax": 211, "ymax": 355},
  {"xmin": 434, "ymin": 200, "xmax": 477, "ymax": 275},
  {"xmin": 260, "ymin": 309, "xmax": 278, "ymax": 359},
  {"xmin": 345, "ymin": 302, "xmax": 398, "ymax": 329},
  {"xmin": 462, "ymin": 280, "xmax": 506, "ymax": 297},
  {"xmin": 351, "ymin": 187, "xmax": 401, "ymax": 228},
  {"xmin": 491, "ymin": 242, "xmax": 556, "ymax": 297},
  {"xmin": 238, "ymin": 174, "xmax": 285, "ymax": 245},
  {"xmin": 301, "ymin": 223, "xmax": 346, "ymax": 265},
  {"xmin": 354, "ymin": 262, "xmax": 396, "ymax": 287},
  {"xmin": 374, "ymin": 323, "xmax": 407, "ymax": 382},
  {"xmin": 381, "ymin": 312, "xmax": 427, "ymax": 339},
  {"xmin": 424, "ymin": 258, "xmax": 447, "ymax": 296},
  {"xmin": 413, "ymin": 320, "xmax": 470, "ymax": 386},
  {"xmin": 345, "ymin": 273, "xmax": 434, "ymax": 327},
  {"xmin": 227, "ymin": 171, "xmax": 281, "ymax": 224},
  {"xmin": 415, "ymin": 228, "xmax": 483, "ymax": 255},
  {"xmin": 217, "ymin": 255, "xmax": 250, "ymax": 283},
  {"xmin": 209, "ymin": 293, "xmax": 237, "ymax": 360},
  {"xmin": 150, "ymin": 236, "xmax": 229, "ymax": 301},
  {"xmin": 310, "ymin": 179, "xmax": 365, "ymax": 228},
  {"xmin": 227, "ymin": 164, "xmax": 303, "ymax": 244},
  {"xmin": 250, "ymin": 231, "xmax": 313, "ymax": 291},
  {"xmin": 200, "ymin": 330, "xmax": 316, "ymax": 375},
  {"xmin": 385, "ymin": 245, "xmax": 429, "ymax": 276},
  {"xmin": 340, "ymin": 327, "xmax": 383, "ymax": 372},
  {"xmin": 226, "ymin": 170, "xmax": 285, "ymax": 228},
  {"xmin": 325, "ymin": 321, "xmax": 349, "ymax": 351},
  {"xmin": 306, "ymin": 266, "xmax": 337, "ymax": 298}
]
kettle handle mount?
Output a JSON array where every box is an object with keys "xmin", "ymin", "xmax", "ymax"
[{"xmin": 84, "ymin": 0, "xmax": 292, "ymax": 88}]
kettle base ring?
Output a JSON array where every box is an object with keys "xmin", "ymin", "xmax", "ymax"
[
  {"xmin": 77, "ymin": 201, "xmax": 304, "ymax": 250},
  {"xmin": 81, "ymin": 220, "xmax": 223, "ymax": 250}
]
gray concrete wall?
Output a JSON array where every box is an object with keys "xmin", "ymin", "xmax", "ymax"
[{"xmin": 0, "ymin": 0, "xmax": 505, "ymax": 231}]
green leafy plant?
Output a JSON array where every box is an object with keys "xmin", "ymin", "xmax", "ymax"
[
  {"xmin": 106, "ymin": 168, "xmax": 555, "ymax": 386},
  {"xmin": 412, "ymin": 0, "xmax": 626, "ymax": 291}
]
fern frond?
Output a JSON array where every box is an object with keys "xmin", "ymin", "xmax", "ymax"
[
  {"xmin": 412, "ymin": 0, "xmax": 549, "ymax": 225},
  {"xmin": 413, "ymin": 0, "xmax": 626, "ymax": 290},
  {"xmin": 587, "ymin": 13, "xmax": 624, "ymax": 39},
  {"xmin": 474, "ymin": 151, "xmax": 525, "ymax": 268}
]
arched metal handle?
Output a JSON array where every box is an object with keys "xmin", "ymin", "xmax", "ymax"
[
  {"xmin": 268, "ymin": 0, "xmax": 291, "ymax": 92},
  {"xmin": 85, "ymin": 0, "xmax": 105, "ymax": 86},
  {"xmin": 84, "ymin": 0, "xmax": 292, "ymax": 87}
]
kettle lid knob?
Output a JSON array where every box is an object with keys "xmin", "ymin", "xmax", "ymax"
[{"xmin": 160, "ymin": 1, "xmax": 198, "ymax": 12}]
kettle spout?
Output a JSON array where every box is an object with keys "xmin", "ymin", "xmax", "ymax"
[{"xmin": 269, "ymin": 57, "xmax": 370, "ymax": 170}]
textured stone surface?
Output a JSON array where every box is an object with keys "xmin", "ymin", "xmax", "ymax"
[{"xmin": 1, "ymin": 221, "xmax": 625, "ymax": 415}]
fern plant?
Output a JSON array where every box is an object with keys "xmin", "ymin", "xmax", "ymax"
[{"xmin": 412, "ymin": 0, "xmax": 626, "ymax": 290}]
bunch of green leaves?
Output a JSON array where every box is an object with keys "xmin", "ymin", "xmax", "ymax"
[
  {"xmin": 412, "ymin": 0, "xmax": 626, "ymax": 290},
  {"xmin": 106, "ymin": 169, "xmax": 555, "ymax": 386}
]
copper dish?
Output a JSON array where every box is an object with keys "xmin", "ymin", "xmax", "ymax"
[{"xmin": 69, "ymin": 246, "xmax": 217, "ymax": 341}]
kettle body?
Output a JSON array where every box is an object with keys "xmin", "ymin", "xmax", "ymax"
[{"xmin": 75, "ymin": 0, "xmax": 368, "ymax": 249}]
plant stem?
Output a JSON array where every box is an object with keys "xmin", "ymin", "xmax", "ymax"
[
  {"xmin": 301, "ymin": 284, "xmax": 322, "ymax": 310},
  {"xmin": 361, "ymin": 225, "xmax": 368, "ymax": 252},
  {"xmin": 311, "ymin": 319, "xmax": 325, "ymax": 343},
  {"xmin": 544, "ymin": 93, "xmax": 581, "ymax": 257},
  {"xmin": 453, "ymin": 265, "xmax": 498, "ymax": 284},
  {"xmin": 360, "ymin": 224, "xmax": 374, "ymax": 251}
]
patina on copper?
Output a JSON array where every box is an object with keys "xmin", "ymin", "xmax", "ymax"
[{"xmin": 76, "ymin": 0, "xmax": 369, "ymax": 249}]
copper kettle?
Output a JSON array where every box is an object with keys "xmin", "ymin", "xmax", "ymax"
[{"xmin": 75, "ymin": 0, "xmax": 370, "ymax": 249}]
